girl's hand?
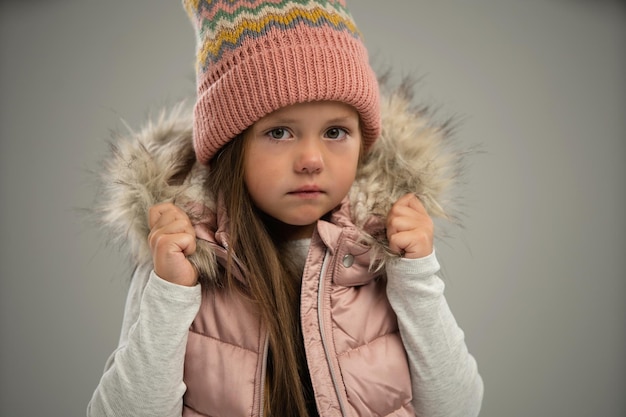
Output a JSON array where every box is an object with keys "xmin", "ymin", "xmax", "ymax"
[
  {"xmin": 148, "ymin": 203, "xmax": 199, "ymax": 286},
  {"xmin": 386, "ymin": 193, "xmax": 434, "ymax": 259}
]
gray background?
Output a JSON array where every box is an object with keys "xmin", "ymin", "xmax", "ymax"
[{"xmin": 1, "ymin": 1, "xmax": 624, "ymax": 416}]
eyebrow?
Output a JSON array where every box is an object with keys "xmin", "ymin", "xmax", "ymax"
[{"xmin": 326, "ymin": 116, "xmax": 359, "ymax": 125}]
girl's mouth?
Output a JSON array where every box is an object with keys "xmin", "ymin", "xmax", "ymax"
[{"xmin": 288, "ymin": 186, "xmax": 324, "ymax": 198}]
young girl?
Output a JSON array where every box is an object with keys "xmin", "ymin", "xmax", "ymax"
[{"xmin": 88, "ymin": 1, "xmax": 483, "ymax": 416}]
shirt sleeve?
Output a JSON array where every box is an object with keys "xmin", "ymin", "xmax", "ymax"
[
  {"xmin": 87, "ymin": 264, "xmax": 202, "ymax": 417},
  {"xmin": 385, "ymin": 252, "xmax": 484, "ymax": 417}
]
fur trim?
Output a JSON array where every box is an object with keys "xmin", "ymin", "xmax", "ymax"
[
  {"xmin": 351, "ymin": 81, "xmax": 464, "ymax": 267},
  {"xmin": 94, "ymin": 82, "xmax": 465, "ymax": 277},
  {"xmin": 94, "ymin": 103, "xmax": 219, "ymax": 282}
]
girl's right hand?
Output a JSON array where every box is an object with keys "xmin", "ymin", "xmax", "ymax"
[{"xmin": 148, "ymin": 203, "xmax": 199, "ymax": 287}]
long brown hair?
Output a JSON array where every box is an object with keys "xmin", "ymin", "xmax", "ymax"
[{"xmin": 207, "ymin": 135, "xmax": 313, "ymax": 416}]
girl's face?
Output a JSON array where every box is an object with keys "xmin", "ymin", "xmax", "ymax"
[{"xmin": 243, "ymin": 101, "xmax": 361, "ymax": 239}]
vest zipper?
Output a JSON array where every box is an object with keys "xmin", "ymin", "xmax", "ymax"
[{"xmin": 317, "ymin": 250, "xmax": 348, "ymax": 416}]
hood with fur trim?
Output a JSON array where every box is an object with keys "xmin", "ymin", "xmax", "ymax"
[{"xmin": 95, "ymin": 83, "xmax": 463, "ymax": 285}]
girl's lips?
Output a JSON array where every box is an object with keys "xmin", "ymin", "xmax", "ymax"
[
  {"xmin": 288, "ymin": 186, "xmax": 324, "ymax": 198},
  {"xmin": 289, "ymin": 185, "xmax": 323, "ymax": 193}
]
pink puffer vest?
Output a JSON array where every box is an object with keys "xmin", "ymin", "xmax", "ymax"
[{"xmin": 183, "ymin": 203, "xmax": 415, "ymax": 417}]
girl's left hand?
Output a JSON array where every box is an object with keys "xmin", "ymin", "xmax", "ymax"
[{"xmin": 386, "ymin": 193, "xmax": 434, "ymax": 259}]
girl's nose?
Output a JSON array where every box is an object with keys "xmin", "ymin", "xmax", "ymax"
[{"xmin": 294, "ymin": 139, "xmax": 324, "ymax": 173}]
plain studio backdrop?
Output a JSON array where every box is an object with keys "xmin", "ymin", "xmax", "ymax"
[{"xmin": 1, "ymin": 1, "xmax": 624, "ymax": 416}]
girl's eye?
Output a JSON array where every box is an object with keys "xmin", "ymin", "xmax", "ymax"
[
  {"xmin": 325, "ymin": 127, "xmax": 348, "ymax": 140},
  {"xmin": 267, "ymin": 128, "xmax": 291, "ymax": 140}
]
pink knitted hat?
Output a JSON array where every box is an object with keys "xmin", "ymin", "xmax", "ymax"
[{"xmin": 183, "ymin": 0, "xmax": 381, "ymax": 164}]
